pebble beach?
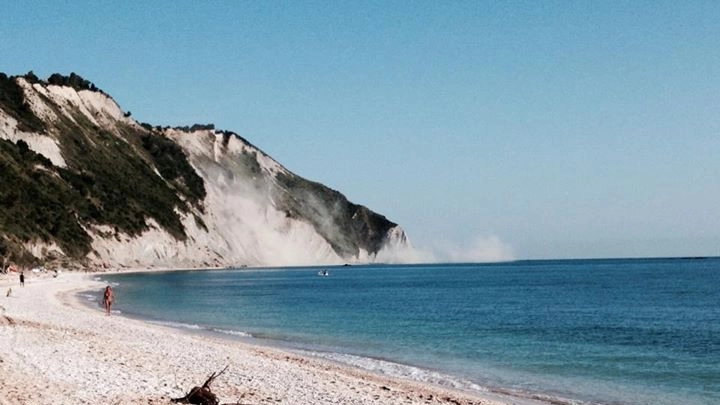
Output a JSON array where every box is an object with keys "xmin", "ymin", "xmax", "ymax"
[{"xmin": 0, "ymin": 271, "xmax": 529, "ymax": 405}]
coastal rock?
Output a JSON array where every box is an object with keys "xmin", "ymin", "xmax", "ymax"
[{"xmin": 0, "ymin": 72, "xmax": 410, "ymax": 269}]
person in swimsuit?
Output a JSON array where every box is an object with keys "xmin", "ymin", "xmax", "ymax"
[{"xmin": 103, "ymin": 285, "xmax": 114, "ymax": 315}]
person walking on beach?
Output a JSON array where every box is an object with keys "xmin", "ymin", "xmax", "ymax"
[
  {"xmin": 19, "ymin": 271, "xmax": 24, "ymax": 287},
  {"xmin": 103, "ymin": 285, "xmax": 114, "ymax": 315}
]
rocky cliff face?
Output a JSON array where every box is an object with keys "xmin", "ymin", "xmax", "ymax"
[{"xmin": 0, "ymin": 72, "xmax": 409, "ymax": 270}]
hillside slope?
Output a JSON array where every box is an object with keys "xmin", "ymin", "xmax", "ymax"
[{"xmin": 0, "ymin": 72, "xmax": 409, "ymax": 270}]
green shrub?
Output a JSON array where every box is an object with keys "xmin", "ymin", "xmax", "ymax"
[
  {"xmin": 0, "ymin": 74, "xmax": 46, "ymax": 133},
  {"xmin": 46, "ymin": 72, "xmax": 100, "ymax": 92}
]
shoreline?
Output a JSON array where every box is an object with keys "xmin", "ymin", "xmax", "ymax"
[{"xmin": 0, "ymin": 270, "xmax": 542, "ymax": 405}]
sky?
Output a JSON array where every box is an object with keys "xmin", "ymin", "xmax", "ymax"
[{"xmin": 2, "ymin": 1, "xmax": 719, "ymax": 260}]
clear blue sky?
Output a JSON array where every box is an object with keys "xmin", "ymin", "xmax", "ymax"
[{"xmin": 3, "ymin": 1, "xmax": 719, "ymax": 260}]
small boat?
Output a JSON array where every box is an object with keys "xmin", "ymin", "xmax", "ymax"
[{"xmin": 317, "ymin": 270, "xmax": 329, "ymax": 277}]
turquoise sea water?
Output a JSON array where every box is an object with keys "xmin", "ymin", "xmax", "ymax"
[{"xmin": 93, "ymin": 258, "xmax": 720, "ymax": 405}]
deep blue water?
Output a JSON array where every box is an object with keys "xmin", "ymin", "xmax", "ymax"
[{"xmin": 94, "ymin": 258, "xmax": 720, "ymax": 405}]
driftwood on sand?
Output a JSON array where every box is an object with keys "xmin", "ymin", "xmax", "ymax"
[
  {"xmin": 172, "ymin": 366, "xmax": 227, "ymax": 405},
  {"xmin": 171, "ymin": 366, "xmax": 253, "ymax": 405}
]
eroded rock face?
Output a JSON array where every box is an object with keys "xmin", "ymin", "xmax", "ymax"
[{"xmin": 0, "ymin": 73, "xmax": 409, "ymax": 269}]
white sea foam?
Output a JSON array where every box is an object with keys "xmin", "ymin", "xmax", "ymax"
[
  {"xmin": 306, "ymin": 351, "xmax": 588, "ymax": 405},
  {"xmin": 79, "ymin": 293, "xmax": 97, "ymax": 302},
  {"xmin": 299, "ymin": 351, "xmax": 485, "ymax": 392},
  {"xmin": 148, "ymin": 320, "xmax": 203, "ymax": 330},
  {"xmin": 212, "ymin": 328, "xmax": 253, "ymax": 338}
]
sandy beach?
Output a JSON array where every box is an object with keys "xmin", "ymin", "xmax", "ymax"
[{"xmin": 0, "ymin": 270, "xmax": 534, "ymax": 405}]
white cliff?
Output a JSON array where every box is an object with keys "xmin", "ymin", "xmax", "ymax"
[{"xmin": 0, "ymin": 74, "xmax": 409, "ymax": 269}]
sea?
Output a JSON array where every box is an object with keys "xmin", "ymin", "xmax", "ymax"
[{"xmin": 87, "ymin": 258, "xmax": 720, "ymax": 405}]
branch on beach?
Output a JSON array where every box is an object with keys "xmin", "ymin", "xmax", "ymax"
[{"xmin": 171, "ymin": 365, "xmax": 229, "ymax": 405}]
